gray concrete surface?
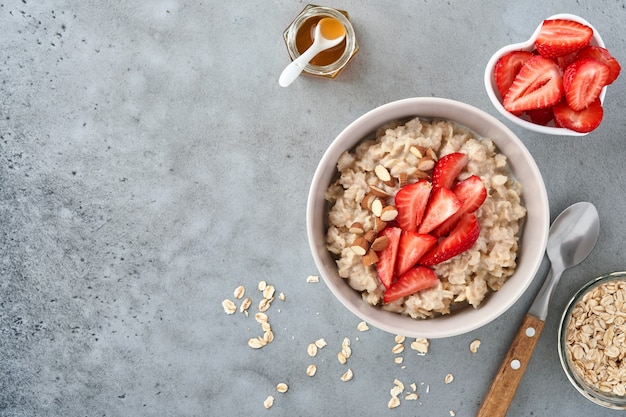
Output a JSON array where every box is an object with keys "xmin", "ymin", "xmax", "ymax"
[{"xmin": 2, "ymin": 1, "xmax": 626, "ymax": 416}]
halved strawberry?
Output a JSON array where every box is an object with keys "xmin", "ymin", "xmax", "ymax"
[
  {"xmin": 553, "ymin": 98, "xmax": 603, "ymax": 133},
  {"xmin": 535, "ymin": 19, "xmax": 593, "ymax": 58},
  {"xmin": 394, "ymin": 180, "xmax": 432, "ymax": 232},
  {"xmin": 526, "ymin": 107, "xmax": 555, "ymax": 126},
  {"xmin": 563, "ymin": 58, "xmax": 610, "ymax": 111},
  {"xmin": 494, "ymin": 50, "xmax": 534, "ymax": 98},
  {"xmin": 383, "ymin": 266, "xmax": 439, "ymax": 304},
  {"xmin": 417, "ymin": 187, "xmax": 462, "ymax": 234},
  {"xmin": 503, "ymin": 55, "xmax": 564, "ymax": 113},
  {"xmin": 420, "ymin": 213, "xmax": 480, "ymax": 266},
  {"xmin": 375, "ymin": 227, "xmax": 402, "ymax": 288},
  {"xmin": 395, "ymin": 232, "xmax": 437, "ymax": 277},
  {"xmin": 576, "ymin": 45, "xmax": 621, "ymax": 84},
  {"xmin": 432, "ymin": 152, "xmax": 468, "ymax": 189},
  {"xmin": 433, "ymin": 175, "xmax": 487, "ymax": 237},
  {"xmin": 556, "ymin": 51, "xmax": 579, "ymax": 71}
]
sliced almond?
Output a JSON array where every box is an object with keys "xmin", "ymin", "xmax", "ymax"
[
  {"xmin": 361, "ymin": 249, "xmax": 379, "ymax": 266},
  {"xmin": 363, "ymin": 230, "xmax": 378, "ymax": 243},
  {"xmin": 360, "ymin": 193, "xmax": 377, "ymax": 210},
  {"xmin": 380, "ymin": 205, "xmax": 398, "ymax": 222},
  {"xmin": 414, "ymin": 170, "xmax": 430, "ymax": 179},
  {"xmin": 409, "ymin": 145, "xmax": 425, "ymax": 159},
  {"xmin": 374, "ymin": 217, "xmax": 388, "ymax": 232},
  {"xmin": 397, "ymin": 172, "xmax": 408, "ymax": 187},
  {"xmin": 427, "ymin": 147, "xmax": 438, "ymax": 161},
  {"xmin": 417, "ymin": 156, "xmax": 435, "ymax": 171},
  {"xmin": 371, "ymin": 199, "xmax": 384, "ymax": 217},
  {"xmin": 371, "ymin": 235, "xmax": 389, "ymax": 252},
  {"xmin": 374, "ymin": 164, "xmax": 395, "ymax": 187},
  {"xmin": 350, "ymin": 236, "xmax": 371, "ymax": 255},
  {"xmin": 348, "ymin": 221, "xmax": 365, "ymax": 235},
  {"xmin": 369, "ymin": 185, "xmax": 391, "ymax": 199}
]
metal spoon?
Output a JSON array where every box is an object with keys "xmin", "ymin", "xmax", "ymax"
[{"xmin": 477, "ymin": 201, "xmax": 600, "ymax": 417}]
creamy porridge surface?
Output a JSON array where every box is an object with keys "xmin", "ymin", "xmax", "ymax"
[{"xmin": 325, "ymin": 117, "xmax": 527, "ymax": 319}]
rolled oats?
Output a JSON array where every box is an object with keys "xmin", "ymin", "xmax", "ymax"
[
  {"xmin": 306, "ymin": 364, "xmax": 317, "ymax": 377},
  {"xmin": 410, "ymin": 338, "xmax": 429, "ymax": 354},
  {"xmin": 564, "ymin": 280, "xmax": 626, "ymax": 396},
  {"xmin": 470, "ymin": 339, "xmax": 481, "ymax": 353},
  {"xmin": 234, "ymin": 285, "xmax": 245, "ymax": 300},
  {"xmin": 444, "ymin": 373, "xmax": 454, "ymax": 384},
  {"xmin": 314, "ymin": 338, "xmax": 328, "ymax": 348},
  {"xmin": 276, "ymin": 383, "xmax": 289, "ymax": 393},
  {"xmin": 341, "ymin": 368, "xmax": 354, "ymax": 382},
  {"xmin": 357, "ymin": 321, "xmax": 369, "ymax": 331},
  {"xmin": 307, "ymin": 343, "xmax": 318, "ymax": 357},
  {"xmin": 306, "ymin": 275, "xmax": 319, "ymax": 283},
  {"xmin": 263, "ymin": 395, "xmax": 274, "ymax": 409},
  {"xmin": 222, "ymin": 299, "xmax": 236, "ymax": 315}
]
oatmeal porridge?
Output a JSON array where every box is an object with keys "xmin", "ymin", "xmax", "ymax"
[{"xmin": 325, "ymin": 117, "xmax": 527, "ymax": 319}]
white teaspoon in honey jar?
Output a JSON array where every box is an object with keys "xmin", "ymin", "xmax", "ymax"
[
  {"xmin": 279, "ymin": 17, "xmax": 346, "ymax": 87},
  {"xmin": 477, "ymin": 201, "xmax": 600, "ymax": 417}
]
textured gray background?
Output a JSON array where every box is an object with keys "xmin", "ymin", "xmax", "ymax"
[{"xmin": 2, "ymin": 1, "xmax": 626, "ymax": 416}]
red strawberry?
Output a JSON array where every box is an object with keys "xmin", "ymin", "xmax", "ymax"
[
  {"xmin": 417, "ymin": 187, "xmax": 462, "ymax": 234},
  {"xmin": 576, "ymin": 45, "xmax": 621, "ymax": 84},
  {"xmin": 526, "ymin": 107, "xmax": 554, "ymax": 125},
  {"xmin": 553, "ymin": 98, "xmax": 603, "ymax": 133},
  {"xmin": 394, "ymin": 180, "xmax": 432, "ymax": 232},
  {"xmin": 535, "ymin": 19, "xmax": 593, "ymax": 58},
  {"xmin": 383, "ymin": 266, "xmax": 439, "ymax": 304},
  {"xmin": 503, "ymin": 55, "xmax": 564, "ymax": 113},
  {"xmin": 563, "ymin": 58, "xmax": 610, "ymax": 111},
  {"xmin": 494, "ymin": 50, "xmax": 534, "ymax": 98},
  {"xmin": 556, "ymin": 51, "xmax": 579, "ymax": 71},
  {"xmin": 395, "ymin": 232, "xmax": 437, "ymax": 277},
  {"xmin": 432, "ymin": 152, "xmax": 468, "ymax": 189},
  {"xmin": 420, "ymin": 213, "xmax": 480, "ymax": 266},
  {"xmin": 375, "ymin": 227, "xmax": 402, "ymax": 288},
  {"xmin": 433, "ymin": 175, "xmax": 487, "ymax": 237}
]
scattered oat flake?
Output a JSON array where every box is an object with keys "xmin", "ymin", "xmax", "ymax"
[
  {"xmin": 263, "ymin": 285, "xmax": 276, "ymax": 300},
  {"xmin": 240, "ymin": 297, "xmax": 251, "ymax": 313},
  {"xmin": 394, "ymin": 379, "xmax": 405, "ymax": 391},
  {"xmin": 307, "ymin": 343, "xmax": 318, "ymax": 357},
  {"xmin": 306, "ymin": 275, "xmax": 319, "ymax": 283},
  {"xmin": 394, "ymin": 356, "xmax": 403, "ymax": 364},
  {"xmin": 306, "ymin": 364, "xmax": 317, "ymax": 377},
  {"xmin": 445, "ymin": 373, "xmax": 454, "ymax": 384},
  {"xmin": 248, "ymin": 337, "xmax": 266, "ymax": 349},
  {"xmin": 234, "ymin": 285, "xmax": 245, "ymax": 300},
  {"xmin": 410, "ymin": 338, "xmax": 429, "ymax": 354},
  {"xmin": 276, "ymin": 383, "xmax": 288, "ymax": 393},
  {"xmin": 395, "ymin": 335, "xmax": 406, "ymax": 344},
  {"xmin": 222, "ymin": 299, "xmax": 236, "ymax": 315},
  {"xmin": 388, "ymin": 396, "xmax": 400, "ymax": 409},
  {"xmin": 410, "ymin": 383, "xmax": 417, "ymax": 391},
  {"xmin": 315, "ymin": 338, "xmax": 327, "ymax": 348},
  {"xmin": 259, "ymin": 298, "xmax": 271, "ymax": 312},
  {"xmin": 258, "ymin": 280, "xmax": 267, "ymax": 291},
  {"xmin": 357, "ymin": 321, "xmax": 369, "ymax": 331},
  {"xmin": 255, "ymin": 312, "xmax": 268, "ymax": 323},
  {"xmin": 392, "ymin": 343, "xmax": 404, "ymax": 354},
  {"xmin": 405, "ymin": 393, "xmax": 419, "ymax": 400},
  {"xmin": 337, "ymin": 351, "xmax": 347, "ymax": 364},
  {"xmin": 263, "ymin": 395, "xmax": 274, "ymax": 409},
  {"xmin": 279, "ymin": 292, "xmax": 285, "ymax": 301},
  {"xmin": 450, "ymin": 411, "xmax": 456, "ymax": 416},
  {"xmin": 263, "ymin": 330, "xmax": 274, "ymax": 344},
  {"xmin": 341, "ymin": 368, "xmax": 354, "ymax": 382},
  {"xmin": 470, "ymin": 339, "xmax": 481, "ymax": 353}
]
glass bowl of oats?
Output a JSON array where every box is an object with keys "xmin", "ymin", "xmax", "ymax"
[
  {"xmin": 306, "ymin": 97, "xmax": 550, "ymax": 338},
  {"xmin": 558, "ymin": 271, "xmax": 626, "ymax": 409}
]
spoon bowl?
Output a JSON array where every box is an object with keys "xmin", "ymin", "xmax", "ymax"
[{"xmin": 279, "ymin": 17, "xmax": 347, "ymax": 87}]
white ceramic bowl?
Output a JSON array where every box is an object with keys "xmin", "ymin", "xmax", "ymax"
[
  {"xmin": 484, "ymin": 13, "xmax": 606, "ymax": 136},
  {"xmin": 306, "ymin": 97, "xmax": 550, "ymax": 338}
]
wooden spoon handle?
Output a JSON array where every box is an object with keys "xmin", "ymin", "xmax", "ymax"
[{"xmin": 476, "ymin": 314, "xmax": 545, "ymax": 417}]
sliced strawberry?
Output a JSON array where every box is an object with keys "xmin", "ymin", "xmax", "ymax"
[
  {"xmin": 417, "ymin": 187, "xmax": 462, "ymax": 234},
  {"xmin": 553, "ymin": 98, "xmax": 603, "ymax": 133},
  {"xmin": 556, "ymin": 51, "xmax": 579, "ymax": 71},
  {"xmin": 535, "ymin": 19, "xmax": 593, "ymax": 58},
  {"xmin": 394, "ymin": 180, "xmax": 432, "ymax": 232},
  {"xmin": 526, "ymin": 106, "xmax": 555, "ymax": 125},
  {"xmin": 576, "ymin": 45, "xmax": 621, "ymax": 84},
  {"xmin": 432, "ymin": 152, "xmax": 468, "ymax": 189},
  {"xmin": 433, "ymin": 175, "xmax": 487, "ymax": 237},
  {"xmin": 563, "ymin": 58, "xmax": 610, "ymax": 111},
  {"xmin": 375, "ymin": 227, "xmax": 402, "ymax": 288},
  {"xmin": 395, "ymin": 232, "xmax": 437, "ymax": 277},
  {"xmin": 420, "ymin": 213, "xmax": 480, "ymax": 266},
  {"xmin": 503, "ymin": 55, "xmax": 564, "ymax": 113},
  {"xmin": 383, "ymin": 266, "xmax": 439, "ymax": 304},
  {"xmin": 494, "ymin": 50, "xmax": 534, "ymax": 98}
]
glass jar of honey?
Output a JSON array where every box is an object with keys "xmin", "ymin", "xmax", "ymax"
[{"xmin": 283, "ymin": 5, "xmax": 358, "ymax": 80}]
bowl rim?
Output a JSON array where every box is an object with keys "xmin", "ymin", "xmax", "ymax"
[
  {"xmin": 306, "ymin": 97, "xmax": 550, "ymax": 338},
  {"xmin": 484, "ymin": 13, "xmax": 606, "ymax": 137},
  {"xmin": 557, "ymin": 271, "xmax": 626, "ymax": 409}
]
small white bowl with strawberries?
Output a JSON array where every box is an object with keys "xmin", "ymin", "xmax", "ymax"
[
  {"xmin": 307, "ymin": 98, "xmax": 549, "ymax": 338},
  {"xmin": 485, "ymin": 13, "xmax": 621, "ymax": 135}
]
